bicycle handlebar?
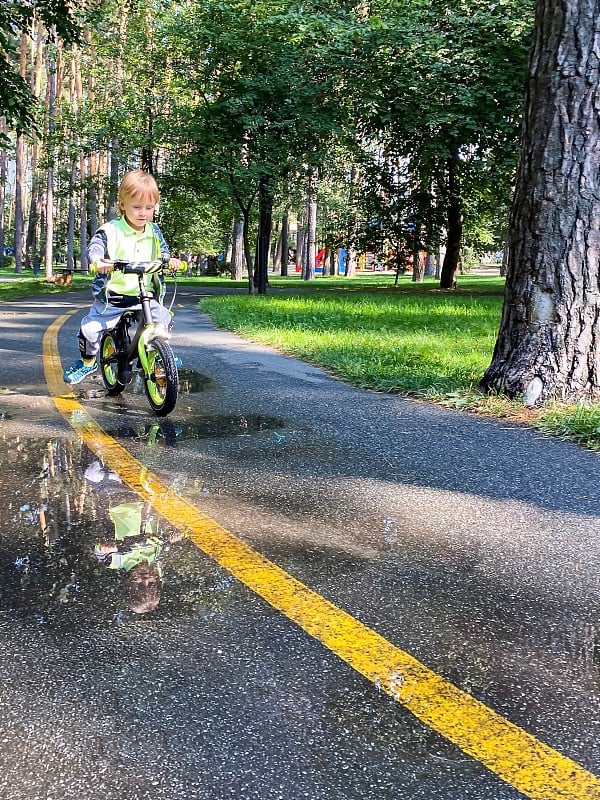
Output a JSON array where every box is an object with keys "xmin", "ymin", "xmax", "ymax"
[{"xmin": 110, "ymin": 259, "xmax": 167, "ymax": 275}]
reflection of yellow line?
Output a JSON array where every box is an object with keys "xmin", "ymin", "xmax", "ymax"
[{"xmin": 43, "ymin": 311, "xmax": 600, "ymax": 800}]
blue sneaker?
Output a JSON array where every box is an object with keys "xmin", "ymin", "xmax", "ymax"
[{"xmin": 63, "ymin": 358, "xmax": 98, "ymax": 384}]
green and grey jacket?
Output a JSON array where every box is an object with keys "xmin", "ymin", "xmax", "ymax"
[{"xmin": 87, "ymin": 217, "xmax": 170, "ymax": 308}]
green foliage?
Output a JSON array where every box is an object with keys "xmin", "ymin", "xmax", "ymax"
[
  {"xmin": 50, "ymin": 0, "xmax": 536, "ymax": 273},
  {"xmin": 158, "ymin": 190, "xmax": 227, "ymax": 255},
  {"xmin": 348, "ymin": 0, "xmax": 535, "ymax": 258},
  {"xmin": 163, "ymin": 0, "xmax": 357, "ymax": 221},
  {"xmin": 0, "ymin": 0, "xmax": 85, "ymax": 142}
]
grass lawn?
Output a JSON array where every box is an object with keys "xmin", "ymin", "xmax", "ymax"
[
  {"xmin": 0, "ymin": 267, "xmax": 89, "ymax": 300},
  {"xmin": 1, "ymin": 267, "xmax": 598, "ymax": 450},
  {"xmin": 199, "ymin": 272, "xmax": 600, "ymax": 451}
]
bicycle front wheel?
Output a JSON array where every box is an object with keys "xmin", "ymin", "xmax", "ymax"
[
  {"xmin": 99, "ymin": 331, "xmax": 125, "ymax": 396},
  {"xmin": 143, "ymin": 338, "xmax": 179, "ymax": 416}
]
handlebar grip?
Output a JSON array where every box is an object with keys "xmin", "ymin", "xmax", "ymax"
[{"xmin": 112, "ymin": 260, "xmax": 163, "ymax": 275}]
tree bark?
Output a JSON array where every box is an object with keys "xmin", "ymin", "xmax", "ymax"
[
  {"xmin": 44, "ymin": 45, "xmax": 58, "ymax": 279},
  {"xmin": 13, "ymin": 32, "xmax": 29, "ymax": 274},
  {"xmin": 74, "ymin": 53, "xmax": 88, "ymax": 273},
  {"xmin": 280, "ymin": 211, "xmax": 289, "ymax": 276},
  {"xmin": 425, "ymin": 253, "xmax": 436, "ymax": 277},
  {"xmin": 345, "ymin": 164, "xmax": 360, "ymax": 278},
  {"xmin": 231, "ymin": 217, "xmax": 245, "ymax": 279},
  {"xmin": 481, "ymin": 0, "xmax": 600, "ymax": 404},
  {"xmin": 304, "ymin": 175, "xmax": 317, "ymax": 282},
  {"xmin": 24, "ymin": 22, "xmax": 44, "ymax": 271},
  {"xmin": 0, "ymin": 127, "xmax": 6, "ymax": 269},
  {"xmin": 240, "ymin": 205, "xmax": 254, "ymax": 293},
  {"xmin": 66, "ymin": 158, "xmax": 77, "ymax": 273},
  {"xmin": 439, "ymin": 151, "xmax": 462, "ymax": 289},
  {"xmin": 255, "ymin": 175, "xmax": 274, "ymax": 295},
  {"xmin": 88, "ymin": 152, "xmax": 99, "ymax": 235},
  {"xmin": 296, "ymin": 221, "xmax": 305, "ymax": 274}
]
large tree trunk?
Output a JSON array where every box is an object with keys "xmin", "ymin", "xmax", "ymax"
[
  {"xmin": 304, "ymin": 176, "xmax": 317, "ymax": 282},
  {"xmin": 439, "ymin": 151, "xmax": 462, "ymax": 289},
  {"xmin": 255, "ymin": 175, "xmax": 274, "ymax": 295},
  {"xmin": 230, "ymin": 217, "xmax": 245, "ymax": 279},
  {"xmin": 481, "ymin": 0, "xmax": 600, "ymax": 405},
  {"xmin": 280, "ymin": 211, "xmax": 289, "ymax": 276}
]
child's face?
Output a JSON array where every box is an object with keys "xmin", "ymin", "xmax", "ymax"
[
  {"xmin": 123, "ymin": 561, "xmax": 162, "ymax": 614},
  {"xmin": 120, "ymin": 196, "xmax": 157, "ymax": 232}
]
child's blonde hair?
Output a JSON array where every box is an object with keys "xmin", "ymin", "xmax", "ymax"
[{"xmin": 118, "ymin": 170, "xmax": 160, "ymax": 212}]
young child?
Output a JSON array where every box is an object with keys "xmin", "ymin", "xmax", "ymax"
[{"xmin": 63, "ymin": 170, "xmax": 181, "ymax": 384}]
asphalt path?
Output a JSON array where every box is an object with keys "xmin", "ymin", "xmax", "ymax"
[{"xmin": 0, "ymin": 287, "xmax": 599, "ymax": 800}]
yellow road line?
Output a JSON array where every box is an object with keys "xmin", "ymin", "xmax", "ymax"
[{"xmin": 43, "ymin": 311, "xmax": 600, "ymax": 800}]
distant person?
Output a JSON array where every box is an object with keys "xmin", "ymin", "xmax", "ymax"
[{"xmin": 63, "ymin": 170, "xmax": 181, "ymax": 385}]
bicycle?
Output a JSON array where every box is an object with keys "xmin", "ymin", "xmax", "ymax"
[{"xmin": 98, "ymin": 259, "xmax": 179, "ymax": 417}]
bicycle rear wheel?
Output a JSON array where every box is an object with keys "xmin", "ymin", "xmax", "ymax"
[
  {"xmin": 99, "ymin": 331, "xmax": 126, "ymax": 396},
  {"xmin": 143, "ymin": 338, "xmax": 179, "ymax": 416}
]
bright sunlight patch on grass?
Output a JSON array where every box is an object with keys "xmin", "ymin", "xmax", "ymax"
[
  {"xmin": 199, "ymin": 290, "xmax": 500, "ymax": 394},
  {"xmin": 199, "ymin": 277, "xmax": 600, "ymax": 450},
  {"xmin": 0, "ymin": 268, "xmax": 88, "ymax": 301}
]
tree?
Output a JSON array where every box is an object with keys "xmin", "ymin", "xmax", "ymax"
[
  {"xmin": 481, "ymin": 0, "xmax": 600, "ymax": 405},
  {"xmin": 0, "ymin": 0, "xmax": 83, "ymax": 141},
  {"xmin": 166, "ymin": 0, "xmax": 356, "ymax": 292},
  {"xmin": 354, "ymin": 0, "xmax": 534, "ymax": 288}
]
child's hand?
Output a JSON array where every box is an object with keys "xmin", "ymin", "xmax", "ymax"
[
  {"xmin": 168, "ymin": 257, "xmax": 184, "ymax": 272},
  {"xmin": 90, "ymin": 260, "xmax": 113, "ymax": 275},
  {"xmin": 95, "ymin": 542, "xmax": 117, "ymax": 554}
]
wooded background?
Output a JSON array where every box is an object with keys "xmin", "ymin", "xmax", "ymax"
[{"xmin": 0, "ymin": 0, "xmax": 534, "ymax": 289}]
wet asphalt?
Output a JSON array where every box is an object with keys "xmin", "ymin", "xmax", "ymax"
[{"xmin": 0, "ymin": 288, "xmax": 598, "ymax": 800}]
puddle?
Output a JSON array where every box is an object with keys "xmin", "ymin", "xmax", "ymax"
[
  {"xmin": 0, "ymin": 435, "xmax": 244, "ymax": 628},
  {"xmin": 178, "ymin": 368, "xmax": 214, "ymax": 393},
  {"xmin": 105, "ymin": 415, "xmax": 286, "ymax": 444},
  {"xmin": 81, "ymin": 369, "xmax": 213, "ymax": 403}
]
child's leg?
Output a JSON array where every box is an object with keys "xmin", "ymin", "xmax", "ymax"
[
  {"xmin": 148, "ymin": 300, "xmax": 181, "ymax": 366},
  {"xmin": 64, "ymin": 304, "xmax": 123, "ymax": 384},
  {"xmin": 79, "ymin": 304, "xmax": 124, "ymax": 358},
  {"xmin": 149, "ymin": 300, "xmax": 173, "ymax": 330}
]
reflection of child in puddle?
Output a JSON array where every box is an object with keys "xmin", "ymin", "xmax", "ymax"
[{"xmin": 85, "ymin": 461, "xmax": 182, "ymax": 615}]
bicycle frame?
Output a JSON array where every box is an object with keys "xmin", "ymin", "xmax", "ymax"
[
  {"xmin": 121, "ymin": 270, "xmax": 171, "ymax": 375},
  {"xmin": 99, "ymin": 260, "xmax": 179, "ymax": 416}
]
